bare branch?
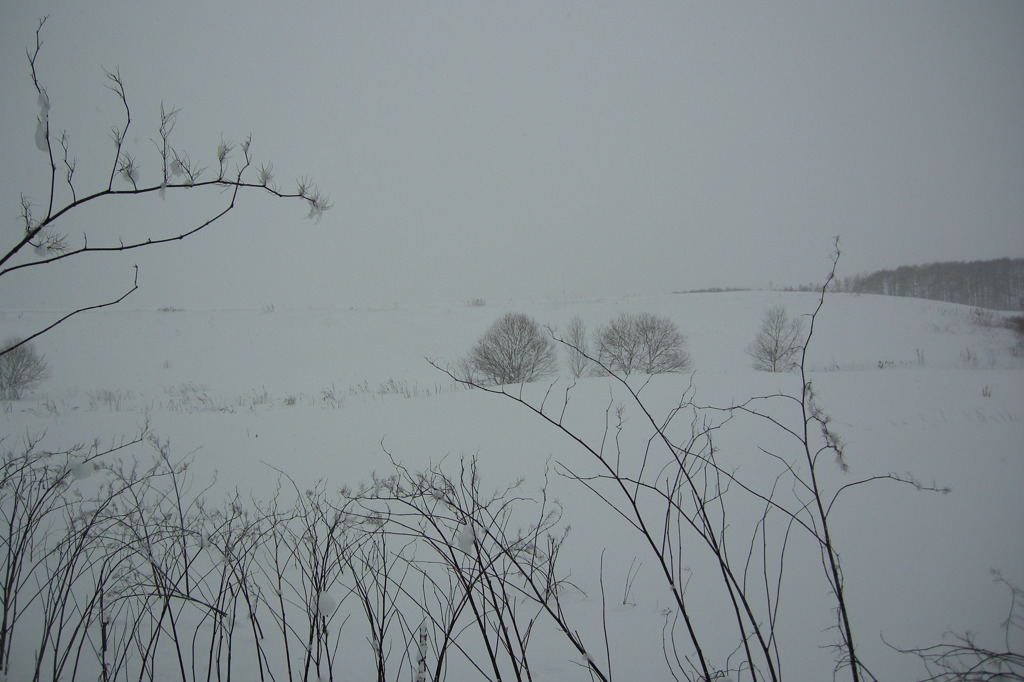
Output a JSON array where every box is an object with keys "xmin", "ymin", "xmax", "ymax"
[{"xmin": 1, "ymin": 265, "xmax": 139, "ymax": 359}]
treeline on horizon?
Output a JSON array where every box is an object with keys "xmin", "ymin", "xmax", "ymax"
[{"xmin": 782, "ymin": 258, "xmax": 1024, "ymax": 311}]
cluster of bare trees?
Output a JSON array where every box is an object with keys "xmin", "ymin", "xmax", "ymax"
[
  {"xmin": 592, "ymin": 312, "xmax": 691, "ymax": 377},
  {"xmin": 437, "ymin": 241, "xmax": 956, "ymax": 682},
  {"xmin": 835, "ymin": 258, "xmax": 1024, "ymax": 312},
  {"xmin": 462, "ymin": 311, "xmax": 690, "ymax": 386}
]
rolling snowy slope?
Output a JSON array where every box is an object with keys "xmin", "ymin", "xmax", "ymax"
[{"xmin": 2, "ymin": 290, "xmax": 1021, "ymax": 680}]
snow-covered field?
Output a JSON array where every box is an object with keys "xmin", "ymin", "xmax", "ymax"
[{"xmin": 2, "ymin": 290, "xmax": 1022, "ymax": 681}]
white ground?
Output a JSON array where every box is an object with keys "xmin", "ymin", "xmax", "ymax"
[{"xmin": 2, "ymin": 290, "xmax": 1022, "ymax": 680}]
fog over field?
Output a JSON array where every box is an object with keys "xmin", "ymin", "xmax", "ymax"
[
  {"xmin": 2, "ymin": 2, "xmax": 1023, "ymax": 680},
  {"xmin": 2, "ymin": 290, "xmax": 1023, "ymax": 680}
]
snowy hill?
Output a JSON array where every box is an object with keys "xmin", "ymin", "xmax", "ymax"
[{"xmin": 2, "ymin": 290, "xmax": 1022, "ymax": 681}]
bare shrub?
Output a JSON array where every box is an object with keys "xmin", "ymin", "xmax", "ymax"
[
  {"xmin": 354, "ymin": 455, "xmax": 607, "ymax": 681},
  {"xmin": 747, "ymin": 304, "xmax": 805, "ymax": 372},
  {"xmin": 595, "ymin": 312, "xmax": 690, "ymax": 376},
  {"xmin": 0, "ymin": 337, "xmax": 50, "ymax": 399},
  {"xmin": 891, "ymin": 572, "xmax": 1023, "ymax": 682},
  {"xmin": 467, "ymin": 312, "xmax": 557, "ymax": 385}
]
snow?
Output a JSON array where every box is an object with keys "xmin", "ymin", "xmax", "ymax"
[
  {"xmin": 34, "ymin": 118, "xmax": 47, "ymax": 152},
  {"xmin": 1, "ymin": 290, "xmax": 1021, "ymax": 680},
  {"xmin": 34, "ymin": 90, "xmax": 49, "ymax": 152},
  {"xmin": 317, "ymin": 591, "xmax": 339, "ymax": 617},
  {"xmin": 456, "ymin": 520, "xmax": 476, "ymax": 553},
  {"xmin": 69, "ymin": 459, "xmax": 92, "ymax": 480}
]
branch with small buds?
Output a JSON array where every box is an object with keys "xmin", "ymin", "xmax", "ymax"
[{"xmin": 2, "ymin": 16, "xmax": 332, "ymax": 360}]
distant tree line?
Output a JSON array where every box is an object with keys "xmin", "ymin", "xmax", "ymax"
[{"xmin": 829, "ymin": 258, "xmax": 1024, "ymax": 311}]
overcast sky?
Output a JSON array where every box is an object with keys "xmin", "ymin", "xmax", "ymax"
[{"xmin": 1, "ymin": 1, "xmax": 1022, "ymax": 310}]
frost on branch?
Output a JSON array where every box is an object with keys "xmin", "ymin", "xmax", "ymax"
[
  {"xmin": 118, "ymin": 153, "xmax": 139, "ymax": 188},
  {"xmin": 20, "ymin": 196, "xmax": 67, "ymax": 256},
  {"xmin": 257, "ymin": 163, "xmax": 274, "ymax": 187},
  {"xmin": 216, "ymin": 137, "xmax": 233, "ymax": 179},
  {"xmin": 296, "ymin": 176, "xmax": 332, "ymax": 222},
  {"xmin": 305, "ymin": 193, "xmax": 330, "ymax": 221},
  {"xmin": 9, "ymin": 11, "xmax": 331, "ymax": 322}
]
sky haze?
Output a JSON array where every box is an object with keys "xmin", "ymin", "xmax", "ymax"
[{"xmin": 1, "ymin": 1, "xmax": 1022, "ymax": 310}]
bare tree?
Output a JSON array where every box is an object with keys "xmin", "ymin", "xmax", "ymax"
[
  {"xmin": 595, "ymin": 312, "xmax": 690, "ymax": 376},
  {"xmin": 564, "ymin": 314, "xmax": 591, "ymax": 379},
  {"xmin": 746, "ymin": 305, "xmax": 805, "ymax": 372},
  {"xmin": 0, "ymin": 337, "xmax": 50, "ymax": 400},
  {"xmin": 467, "ymin": 313, "xmax": 557, "ymax": 385}
]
